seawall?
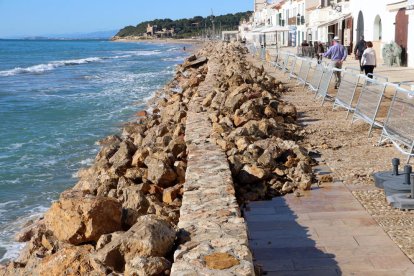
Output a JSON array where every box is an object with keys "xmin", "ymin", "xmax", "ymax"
[{"xmin": 171, "ymin": 53, "xmax": 254, "ymax": 275}]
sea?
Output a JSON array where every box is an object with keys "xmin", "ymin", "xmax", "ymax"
[{"xmin": 0, "ymin": 39, "xmax": 189, "ymax": 262}]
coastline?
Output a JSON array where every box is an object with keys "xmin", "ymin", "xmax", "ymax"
[
  {"xmin": 1, "ymin": 41, "xmax": 314, "ymax": 275},
  {"xmin": 0, "ymin": 40, "xmax": 192, "ymax": 266}
]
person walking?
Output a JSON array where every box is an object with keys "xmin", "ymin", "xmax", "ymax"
[
  {"xmin": 354, "ymin": 35, "xmax": 367, "ymax": 72},
  {"xmin": 323, "ymin": 36, "xmax": 347, "ymax": 89},
  {"xmin": 361, "ymin": 41, "xmax": 377, "ymax": 79},
  {"xmin": 316, "ymin": 42, "xmax": 325, "ymax": 64}
]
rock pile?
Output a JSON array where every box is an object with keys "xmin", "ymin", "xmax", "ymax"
[
  {"xmin": 1, "ymin": 41, "xmax": 314, "ymax": 275},
  {"xmin": 199, "ymin": 42, "xmax": 315, "ymax": 202},
  {"xmin": 0, "ymin": 47, "xmax": 209, "ymax": 276}
]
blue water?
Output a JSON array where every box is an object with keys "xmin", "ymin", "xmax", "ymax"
[{"xmin": 0, "ymin": 39, "xmax": 188, "ymax": 261}]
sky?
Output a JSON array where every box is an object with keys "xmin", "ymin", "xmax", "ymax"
[{"xmin": 0, "ymin": 0, "xmax": 252, "ymax": 38}]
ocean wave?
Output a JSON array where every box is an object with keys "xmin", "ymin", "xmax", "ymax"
[
  {"xmin": 162, "ymin": 57, "xmax": 184, "ymax": 62},
  {"xmin": 0, "ymin": 205, "xmax": 48, "ymax": 263},
  {"xmin": 0, "ymin": 57, "xmax": 103, "ymax": 77},
  {"xmin": 112, "ymin": 50, "xmax": 161, "ymax": 56}
]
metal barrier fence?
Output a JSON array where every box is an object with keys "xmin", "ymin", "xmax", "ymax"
[
  {"xmin": 399, "ymin": 81, "xmax": 414, "ymax": 91},
  {"xmin": 307, "ymin": 62, "xmax": 325, "ymax": 93},
  {"xmin": 380, "ymin": 86, "xmax": 414, "ymax": 162},
  {"xmin": 265, "ymin": 46, "xmax": 278, "ymax": 67},
  {"xmin": 287, "ymin": 54, "xmax": 299, "ymax": 78},
  {"xmin": 333, "ymin": 71, "xmax": 362, "ymax": 117},
  {"xmin": 296, "ymin": 58, "xmax": 312, "ymax": 87},
  {"xmin": 276, "ymin": 52, "xmax": 290, "ymax": 72},
  {"xmin": 352, "ymin": 77, "xmax": 387, "ymax": 137},
  {"xmin": 315, "ymin": 66, "xmax": 336, "ymax": 105},
  {"xmin": 288, "ymin": 56, "xmax": 299, "ymax": 80}
]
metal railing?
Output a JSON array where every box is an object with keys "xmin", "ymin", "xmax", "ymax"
[
  {"xmin": 333, "ymin": 71, "xmax": 362, "ymax": 117},
  {"xmin": 306, "ymin": 62, "xmax": 325, "ymax": 93},
  {"xmin": 352, "ymin": 77, "xmax": 387, "ymax": 137},
  {"xmin": 380, "ymin": 86, "xmax": 414, "ymax": 163}
]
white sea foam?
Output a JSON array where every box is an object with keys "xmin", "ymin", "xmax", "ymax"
[
  {"xmin": 79, "ymin": 158, "xmax": 93, "ymax": 166},
  {"xmin": 113, "ymin": 50, "xmax": 161, "ymax": 56},
  {"xmin": 8, "ymin": 143, "xmax": 24, "ymax": 150},
  {"xmin": 0, "ymin": 205, "xmax": 48, "ymax": 263},
  {"xmin": 0, "ymin": 57, "xmax": 103, "ymax": 77},
  {"xmin": 162, "ymin": 57, "xmax": 184, "ymax": 62}
]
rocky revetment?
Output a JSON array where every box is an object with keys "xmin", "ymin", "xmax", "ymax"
[{"xmin": 0, "ymin": 41, "xmax": 315, "ymax": 276}]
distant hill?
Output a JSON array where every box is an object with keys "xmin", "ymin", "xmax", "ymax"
[{"xmin": 115, "ymin": 12, "xmax": 252, "ymax": 39}]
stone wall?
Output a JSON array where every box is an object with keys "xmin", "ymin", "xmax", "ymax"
[{"xmin": 171, "ymin": 55, "xmax": 254, "ymax": 275}]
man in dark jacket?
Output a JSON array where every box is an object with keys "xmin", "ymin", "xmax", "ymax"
[{"xmin": 354, "ymin": 35, "xmax": 366, "ymax": 72}]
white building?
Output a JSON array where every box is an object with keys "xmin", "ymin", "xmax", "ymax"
[
  {"xmin": 352, "ymin": 0, "xmax": 413, "ymax": 66},
  {"xmin": 246, "ymin": 0, "xmax": 414, "ymax": 66}
]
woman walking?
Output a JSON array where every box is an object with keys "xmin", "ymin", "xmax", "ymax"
[{"xmin": 361, "ymin": 41, "xmax": 377, "ymax": 78}]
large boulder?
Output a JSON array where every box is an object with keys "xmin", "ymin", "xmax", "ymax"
[
  {"xmin": 44, "ymin": 191, "xmax": 122, "ymax": 245},
  {"xmin": 145, "ymin": 156, "xmax": 177, "ymax": 187},
  {"xmin": 109, "ymin": 140, "xmax": 136, "ymax": 175},
  {"xmin": 237, "ymin": 165, "xmax": 267, "ymax": 185},
  {"xmin": 119, "ymin": 187, "xmax": 150, "ymax": 228},
  {"xmin": 38, "ymin": 245, "xmax": 97, "ymax": 276},
  {"xmin": 94, "ymin": 215, "xmax": 176, "ymax": 272}
]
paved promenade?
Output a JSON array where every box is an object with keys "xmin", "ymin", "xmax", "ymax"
[
  {"xmin": 246, "ymin": 51, "xmax": 414, "ymax": 275},
  {"xmin": 245, "ymin": 173, "xmax": 414, "ymax": 275}
]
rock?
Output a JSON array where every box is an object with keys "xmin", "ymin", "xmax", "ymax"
[
  {"xmin": 44, "ymin": 191, "xmax": 122, "ymax": 245},
  {"xmin": 174, "ymin": 161, "xmax": 187, "ymax": 184},
  {"xmin": 282, "ymin": 182, "xmax": 294, "ymax": 193},
  {"xmin": 136, "ymin": 110, "xmax": 147, "ymax": 117},
  {"xmin": 183, "ymin": 56, "xmax": 208, "ymax": 69},
  {"xmin": 320, "ymin": 175, "xmax": 333, "ymax": 183},
  {"xmin": 96, "ymin": 231, "xmax": 124, "ymax": 251},
  {"xmin": 38, "ymin": 245, "xmax": 96, "ymax": 276},
  {"xmin": 173, "ymin": 110, "xmax": 187, "ymax": 123},
  {"xmin": 257, "ymin": 150, "xmax": 276, "ymax": 168},
  {"xmin": 235, "ymin": 137, "xmax": 250, "ymax": 152},
  {"xmin": 124, "ymin": 167, "xmax": 146, "ymax": 182},
  {"xmin": 228, "ymin": 155, "xmax": 244, "ymax": 175},
  {"xmin": 278, "ymin": 102, "xmax": 297, "ymax": 119},
  {"xmin": 160, "ymin": 101, "xmax": 180, "ymax": 122},
  {"xmin": 233, "ymin": 114, "xmax": 249, "ymax": 127},
  {"xmin": 15, "ymin": 219, "xmax": 45, "ymax": 243},
  {"xmin": 202, "ymin": 91, "xmax": 216, "ymax": 107},
  {"xmin": 212, "ymin": 122, "xmax": 231, "ymax": 135},
  {"xmin": 145, "ymin": 156, "xmax": 177, "ymax": 187},
  {"xmin": 264, "ymin": 105, "xmax": 278, "ymax": 118},
  {"xmin": 204, "ymin": 252, "xmax": 240, "ymax": 270},
  {"xmin": 163, "ymin": 184, "xmax": 183, "ymax": 204},
  {"xmin": 109, "ymin": 140, "xmax": 136, "ymax": 175},
  {"xmin": 237, "ymin": 165, "xmax": 267, "ymax": 185},
  {"xmin": 98, "ymin": 135, "xmax": 122, "ymax": 147},
  {"xmin": 120, "ymin": 187, "xmax": 150, "ymax": 228},
  {"xmin": 96, "ymin": 178, "xmax": 118, "ymax": 197},
  {"xmin": 285, "ymin": 155, "xmax": 299, "ymax": 168},
  {"xmin": 125, "ymin": 256, "xmax": 171, "ymax": 276},
  {"xmin": 94, "ymin": 215, "xmax": 176, "ymax": 271},
  {"xmin": 168, "ymin": 136, "xmax": 186, "ymax": 158},
  {"xmin": 224, "ymin": 93, "xmax": 247, "ymax": 113},
  {"xmin": 131, "ymin": 148, "xmax": 150, "ymax": 167}
]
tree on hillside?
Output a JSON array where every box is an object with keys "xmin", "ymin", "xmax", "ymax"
[{"xmin": 114, "ymin": 11, "xmax": 252, "ymax": 38}]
